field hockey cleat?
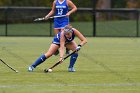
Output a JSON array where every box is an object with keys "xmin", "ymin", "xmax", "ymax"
[
  {"xmin": 28, "ymin": 66, "xmax": 34, "ymax": 72},
  {"xmin": 68, "ymin": 67, "xmax": 76, "ymax": 72}
]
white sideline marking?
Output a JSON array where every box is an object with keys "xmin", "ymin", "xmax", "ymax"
[{"xmin": 0, "ymin": 83, "xmax": 140, "ymax": 88}]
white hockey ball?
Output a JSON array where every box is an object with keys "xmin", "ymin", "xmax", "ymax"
[{"xmin": 48, "ymin": 69, "xmax": 52, "ymax": 72}]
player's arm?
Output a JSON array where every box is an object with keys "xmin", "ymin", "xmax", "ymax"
[
  {"xmin": 73, "ymin": 28, "xmax": 87, "ymax": 47},
  {"xmin": 59, "ymin": 32, "xmax": 65, "ymax": 62},
  {"xmin": 44, "ymin": 1, "xmax": 56, "ymax": 19},
  {"xmin": 66, "ymin": 0, "xmax": 77, "ymax": 16}
]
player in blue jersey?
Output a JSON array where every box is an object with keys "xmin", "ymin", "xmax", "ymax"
[
  {"xmin": 44, "ymin": 0, "xmax": 77, "ymax": 55},
  {"xmin": 28, "ymin": 25, "xmax": 87, "ymax": 72},
  {"xmin": 44, "ymin": 0, "xmax": 77, "ymax": 34}
]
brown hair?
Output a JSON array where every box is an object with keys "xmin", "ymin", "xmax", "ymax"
[{"xmin": 64, "ymin": 24, "xmax": 73, "ymax": 33}]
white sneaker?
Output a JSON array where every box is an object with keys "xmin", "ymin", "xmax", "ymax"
[
  {"xmin": 68, "ymin": 68, "xmax": 76, "ymax": 72},
  {"xmin": 28, "ymin": 66, "xmax": 34, "ymax": 72}
]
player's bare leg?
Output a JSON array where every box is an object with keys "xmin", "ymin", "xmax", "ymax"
[
  {"xmin": 66, "ymin": 41, "xmax": 78, "ymax": 72},
  {"xmin": 28, "ymin": 44, "xmax": 59, "ymax": 72}
]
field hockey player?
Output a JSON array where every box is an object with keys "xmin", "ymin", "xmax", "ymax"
[
  {"xmin": 28, "ymin": 24, "xmax": 87, "ymax": 72},
  {"xmin": 44, "ymin": 0, "xmax": 77, "ymax": 55}
]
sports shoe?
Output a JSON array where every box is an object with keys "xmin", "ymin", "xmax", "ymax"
[
  {"xmin": 28, "ymin": 66, "xmax": 34, "ymax": 72},
  {"xmin": 68, "ymin": 67, "xmax": 76, "ymax": 72}
]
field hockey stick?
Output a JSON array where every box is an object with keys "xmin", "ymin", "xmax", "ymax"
[
  {"xmin": 0, "ymin": 59, "xmax": 19, "ymax": 73},
  {"xmin": 44, "ymin": 50, "xmax": 78, "ymax": 73},
  {"xmin": 34, "ymin": 15, "xmax": 66, "ymax": 22}
]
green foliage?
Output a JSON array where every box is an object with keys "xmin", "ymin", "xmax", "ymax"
[
  {"xmin": 71, "ymin": 0, "xmax": 93, "ymax": 8},
  {"xmin": 0, "ymin": 0, "xmax": 11, "ymax": 6},
  {"xmin": 0, "ymin": 0, "xmax": 92, "ymax": 7},
  {"xmin": 0, "ymin": 0, "xmax": 134, "ymax": 8},
  {"xmin": 112, "ymin": 0, "xmax": 126, "ymax": 8},
  {"xmin": 0, "ymin": 0, "xmax": 53, "ymax": 6}
]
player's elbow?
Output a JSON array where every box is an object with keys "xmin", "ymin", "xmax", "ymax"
[
  {"xmin": 82, "ymin": 38, "xmax": 87, "ymax": 45},
  {"xmin": 72, "ymin": 5, "xmax": 77, "ymax": 12},
  {"xmin": 74, "ymin": 7, "xmax": 77, "ymax": 12}
]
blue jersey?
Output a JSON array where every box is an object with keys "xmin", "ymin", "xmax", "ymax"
[
  {"xmin": 55, "ymin": 0, "xmax": 68, "ymax": 16},
  {"xmin": 54, "ymin": 0, "xmax": 69, "ymax": 29},
  {"xmin": 52, "ymin": 30, "xmax": 75, "ymax": 45}
]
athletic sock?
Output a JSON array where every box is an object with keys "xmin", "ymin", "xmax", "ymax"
[
  {"xmin": 69, "ymin": 53, "xmax": 78, "ymax": 68},
  {"xmin": 32, "ymin": 54, "xmax": 47, "ymax": 68}
]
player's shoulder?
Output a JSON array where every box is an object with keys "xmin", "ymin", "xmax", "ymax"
[
  {"xmin": 72, "ymin": 28, "xmax": 81, "ymax": 35},
  {"xmin": 53, "ymin": 0, "xmax": 57, "ymax": 3},
  {"xmin": 66, "ymin": 0, "xmax": 73, "ymax": 4},
  {"xmin": 72, "ymin": 28, "xmax": 78, "ymax": 33},
  {"xmin": 66, "ymin": 0, "xmax": 76, "ymax": 8},
  {"xmin": 72, "ymin": 28, "xmax": 77, "ymax": 31},
  {"xmin": 67, "ymin": 0, "xmax": 72, "ymax": 2},
  {"xmin": 66, "ymin": 0, "xmax": 72, "ymax": 1}
]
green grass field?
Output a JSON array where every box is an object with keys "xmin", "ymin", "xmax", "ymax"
[{"xmin": 0, "ymin": 37, "xmax": 140, "ymax": 93}]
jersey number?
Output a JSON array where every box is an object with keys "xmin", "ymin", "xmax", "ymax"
[{"xmin": 57, "ymin": 9, "xmax": 63, "ymax": 15}]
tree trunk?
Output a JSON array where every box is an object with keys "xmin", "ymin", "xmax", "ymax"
[{"xmin": 96, "ymin": 0, "xmax": 111, "ymax": 20}]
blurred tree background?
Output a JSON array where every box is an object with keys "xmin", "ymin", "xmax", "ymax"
[
  {"xmin": 0, "ymin": 0, "xmax": 140, "ymax": 8},
  {"xmin": 0, "ymin": 0, "xmax": 140, "ymax": 23}
]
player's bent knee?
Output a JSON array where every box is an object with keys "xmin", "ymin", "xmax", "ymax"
[{"xmin": 44, "ymin": 53, "xmax": 53, "ymax": 58}]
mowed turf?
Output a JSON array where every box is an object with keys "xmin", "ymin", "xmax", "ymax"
[{"xmin": 0, "ymin": 37, "xmax": 140, "ymax": 93}]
